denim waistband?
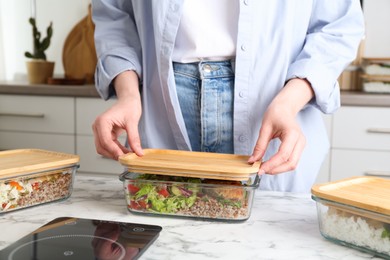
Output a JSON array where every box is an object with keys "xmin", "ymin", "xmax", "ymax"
[{"xmin": 173, "ymin": 60, "xmax": 235, "ymax": 79}]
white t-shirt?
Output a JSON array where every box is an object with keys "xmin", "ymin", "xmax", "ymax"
[{"xmin": 172, "ymin": 0, "xmax": 239, "ymax": 63}]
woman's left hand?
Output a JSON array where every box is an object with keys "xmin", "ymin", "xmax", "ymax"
[{"xmin": 248, "ymin": 78, "xmax": 314, "ymax": 175}]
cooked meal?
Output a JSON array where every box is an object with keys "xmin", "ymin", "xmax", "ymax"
[
  {"xmin": 123, "ymin": 174, "xmax": 255, "ymax": 220},
  {"xmin": 0, "ymin": 168, "xmax": 74, "ymax": 213}
]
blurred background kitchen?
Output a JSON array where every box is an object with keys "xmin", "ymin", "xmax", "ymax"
[
  {"xmin": 0, "ymin": 0, "xmax": 389, "ymax": 183},
  {"xmin": 0, "ymin": 0, "xmax": 92, "ymax": 80},
  {"xmin": 0, "ymin": 0, "xmax": 390, "ymax": 80}
]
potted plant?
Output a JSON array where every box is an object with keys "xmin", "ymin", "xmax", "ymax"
[{"xmin": 25, "ymin": 17, "xmax": 54, "ymax": 84}]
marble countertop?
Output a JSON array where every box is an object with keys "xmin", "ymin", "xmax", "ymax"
[
  {"xmin": 1, "ymin": 81, "xmax": 390, "ymax": 107},
  {"xmin": 0, "ymin": 174, "xmax": 382, "ymax": 260}
]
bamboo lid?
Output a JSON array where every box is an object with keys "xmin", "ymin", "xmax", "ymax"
[
  {"xmin": 119, "ymin": 149, "xmax": 260, "ymax": 181},
  {"xmin": 0, "ymin": 149, "xmax": 80, "ymax": 179},
  {"xmin": 311, "ymin": 176, "xmax": 390, "ymax": 216}
]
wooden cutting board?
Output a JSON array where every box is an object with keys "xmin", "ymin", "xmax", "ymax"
[
  {"xmin": 0, "ymin": 149, "xmax": 80, "ymax": 178},
  {"xmin": 312, "ymin": 176, "xmax": 390, "ymax": 216},
  {"xmin": 119, "ymin": 149, "xmax": 260, "ymax": 181},
  {"xmin": 62, "ymin": 4, "xmax": 97, "ymax": 84}
]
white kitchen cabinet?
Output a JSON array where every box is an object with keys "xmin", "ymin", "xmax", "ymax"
[
  {"xmin": 333, "ymin": 106, "xmax": 390, "ymax": 151},
  {"xmin": 0, "ymin": 94, "xmax": 75, "ymax": 153},
  {"xmin": 330, "ymin": 106, "xmax": 390, "ymax": 180},
  {"xmin": 76, "ymin": 98, "xmax": 115, "ymax": 135},
  {"xmin": 75, "ymin": 97, "xmax": 125, "ymax": 174},
  {"xmin": 0, "ymin": 94, "xmax": 126, "ymax": 174},
  {"xmin": 0, "ymin": 95, "xmax": 74, "ymax": 133},
  {"xmin": 331, "ymin": 149, "xmax": 390, "ymax": 180},
  {"xmin": 76, "ymin": 135, "xmax": 125, "ymax": 174},
  {"xmin": 0, "ymin": 132, "xmax": 75, "ymax": 154}
]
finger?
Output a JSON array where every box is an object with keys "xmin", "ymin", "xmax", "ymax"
[
  {"xmin": 93, "ymin": 120, "xmax": 126, "ymax": 160},
  {"xmin": 125, "ymin": 122, "xmax": 144, "ymax": 156},
  {"xmin": 248, "ymin": 125, "xmax": 273, "ymax": 164},
  {"xmin": 259, "ymin": 130, "xmax": 299, "ymax": 174},
  {"xmin": 268, "ymin": 136, "xmax": 305, "ymax": 174},
  {"xmin": 261, "ymin": 134, "xmax": 305, "ymax": 175},
  {"xmin": 92, "ymin": 122, "xmax": 114, "ymax": 159},
  {"xmin": 114, "ymin": 139, "xmax": 131, "ymax": 154}
]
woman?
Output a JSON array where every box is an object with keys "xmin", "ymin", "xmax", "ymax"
[{"xmin": 91, "ymin": 0, "xmax": 364, "ymax": 192}]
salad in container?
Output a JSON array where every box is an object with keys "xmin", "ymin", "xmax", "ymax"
[
  {"xmin": 119, "ymin": 149, "xmax": 260, "ymax": 221},
  {"xmin": 0, "ymin": 149, "xmax": 80, "ymax": 213},
  {"xmin": 312, "ymin": 176, "xmax": 390, "ymax": 259}
]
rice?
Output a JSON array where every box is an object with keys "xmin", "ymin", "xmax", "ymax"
[{"xmin": 320, "ymin": 207, "xmax": 390, "ymax": 256}]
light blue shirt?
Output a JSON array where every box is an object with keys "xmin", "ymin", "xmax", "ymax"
[{"xmin": 92, "ymin": 0, "xmax": 364, "ymax": 192}]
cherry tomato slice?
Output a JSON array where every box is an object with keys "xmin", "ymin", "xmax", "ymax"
[
  {"xmin": 127, "ymin": 184, "xmax": 140, "ymax": 194},
  {"xmin": 158, "ymin": 188, "xmax": 170, "ymax": 197}
]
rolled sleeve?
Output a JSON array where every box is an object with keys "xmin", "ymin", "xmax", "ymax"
[
  {"xmin": 92, "ymin": 0, "xmax": 142, "ymax": 100},
  {"xmin": 95, "ymin": 47, "xmax": 142, "ymax": 100},
  {"xmin": 286, "ymin": 59, "xmax": 340, "ymax": 114},
  {"xmin": 286, "ymin": 0, "xmax": 364, "ymax": 114}
]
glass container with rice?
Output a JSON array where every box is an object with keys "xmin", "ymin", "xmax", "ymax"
[{"xmin": 312, "ymin": 177, "xmax": 390, "ymax": 259}]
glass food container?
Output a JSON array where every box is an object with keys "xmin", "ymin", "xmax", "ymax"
[
  {"xmin": 119, "ymin": 149, "xmax": 260, "ymax": 221},
  {"xmin": 0, "ymin": 149, "xmax": 80, "ymax": 213},
  {"xmin": 311, "ymin": 177, "xmax": 390, "ymax": 259}
]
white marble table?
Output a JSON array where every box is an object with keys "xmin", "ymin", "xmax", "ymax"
[{"xmin": 0, "ymin": 174, "xmax": 382, "ymax": 260}]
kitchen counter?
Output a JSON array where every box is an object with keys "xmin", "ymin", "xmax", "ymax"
[
  {"xmin": 0, "ymin": 81, "xmax": 100, "ymax": 97},
  {"xmin": 1, "ymin": 81, "xmax": 390, "ymax": 107},
  {"xmin": 0, "ymin": 174, "xmax": 382, "ymax": 260},
  {"xmin": 341, "ymin": 90, "xmax": 390, "ymax": 107}
]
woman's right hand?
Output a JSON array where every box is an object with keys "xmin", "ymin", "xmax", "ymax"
[{"xmin": 92, "ymin": 70, "xmax": 144, "ymax": 160}]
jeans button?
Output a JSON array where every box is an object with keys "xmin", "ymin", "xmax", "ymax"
[{"xmin": 203, "ymin": 64, "xmax": 212, "ymax": 72}]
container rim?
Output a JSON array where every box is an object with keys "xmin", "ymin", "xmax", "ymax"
[
  {"xmin": 0, "ymin": 164, "xmax": 79, "ymax": 181},
  {"xmin": 118, "ymin": 149, "xmax": 261, "ymax": 181},
  {"xmin": 119, "ymin": 171, "xmax": 260, "ymax": 188},
  {"xmin": 312, "ymin": 195, "xmax": 390, "ymax": 224}
]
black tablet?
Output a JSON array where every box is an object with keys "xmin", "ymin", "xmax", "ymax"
[{"xmin": 0, "ymin": 217, "xmax": 162, "ymax": 260}]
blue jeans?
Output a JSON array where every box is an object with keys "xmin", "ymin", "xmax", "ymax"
[{"xmin": 173, "ymin": 60, "xmax": 234, "ymax": 153}]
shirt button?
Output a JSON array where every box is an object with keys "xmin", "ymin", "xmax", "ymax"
[
  {"xmin": 239, "ymin": 91, "xmax": 245, "ymax": 98},
  {"xmin": 238, "ymin": 135, "xmax": 247, "ymax": 142},
  {"xmin": 244, "ymin": 0, "xmax": 249, "ymax": 5},
  {"xmin": 171, "ymin": 3, "xmax": 179, "ymax": 11},
  {"xmin": 241, "ymin": 44, "xmax": 247, "ymax": 51}
]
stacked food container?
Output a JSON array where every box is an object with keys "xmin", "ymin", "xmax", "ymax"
[
  {"xmin": 312, "ymin": 176, "xmax": 390, "ymax": 259},
  {"xmin": 119, "ymin": 149, "xmax": 261, "ymax": 221},
  {"xmin": 0, "ymin": 149, "xmax": 80, "ymax": 213},
  {"xmin": 361, "ymin": 57, "xmax": 390, "ymax": 93}
]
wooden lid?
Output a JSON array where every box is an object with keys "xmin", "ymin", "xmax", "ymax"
[
  {"xmin": 0, "ymin": 149, "xmax": 80, "ymax": 178},
  {"xmin": 119, "ymin": 149, "xmax": 260, "ymax": 181},
  {"xmin": 311, "ymin": 176, "xmax": 390, "ymax": 216}
]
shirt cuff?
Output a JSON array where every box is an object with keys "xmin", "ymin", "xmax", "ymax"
[
  {"xmin": 286, "ymin": 59, "xmax": 340, "ymax": 114},
  {"xmin": 94, "ymin": 47, "xmax": 142, "ymax": 100}
]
